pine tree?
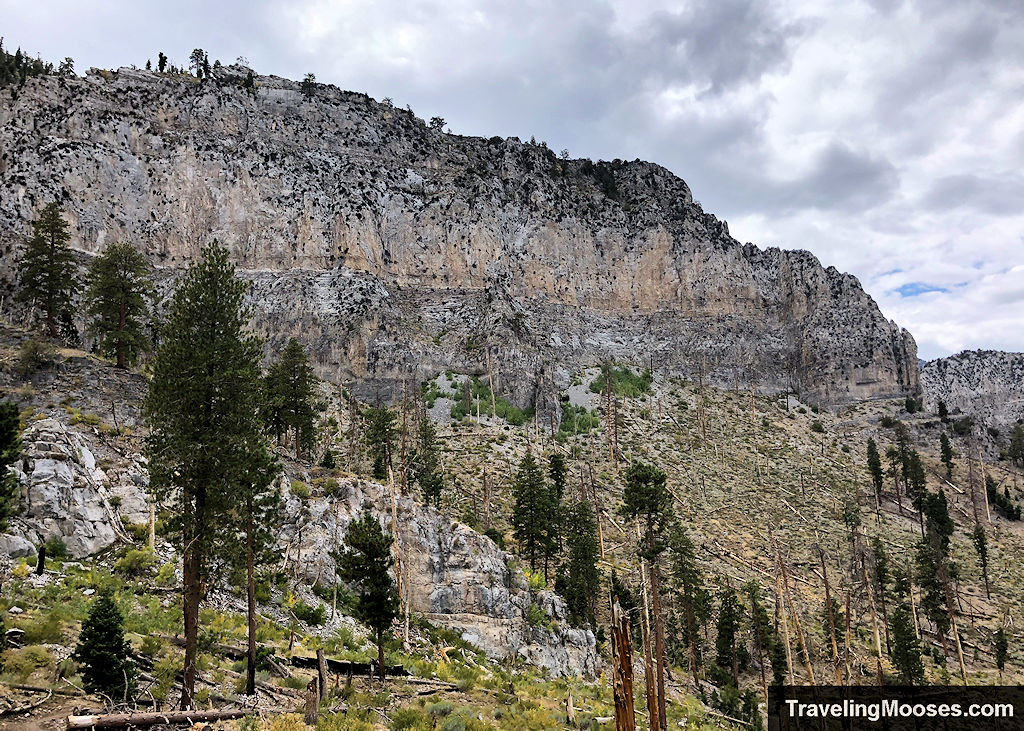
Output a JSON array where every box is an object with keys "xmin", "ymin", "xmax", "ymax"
[
  {"xmin": 273, "ymin": 338, "xmax": 317, "ymax": 459},
  {"xmin": 226, "ymin": 447, "xmax": 281, "ymax": 695},
  {"xmin": 972, "ymin": 524, "xmax": 991, "ymax": 599},
  {"xmin": 555, "ymin": 500, "xmax": 600, "ymax": 627},
  {"xmin": 84, "ymin": 242, "xmax": 153, "ymax": 368},
  {"xmin": 866, "ymin": 438, "xmax": 884, "ymax": 503},
  {"xmin": 1009, "ymin": 424, "xmax": 1024, "ymax": 468},
  {"xmin": 17, "ymin": 203, "xmax": 79, "ymax": 338},
  {"xmin": 889, "ymin": 603, "xmax": 925, "ymax": 684},
  {"xmin": 995, "ymin": 627, "xmax": 1008, "ymax": 678},
  {"xmin": 157, "ymin": 52, "xmax": 167, "ymax": 73},
  {"xmin": 144, "ymin": 242, "xmax": 269, "ymax": 709},
  {"xmin": 937, "ymin": 399, "xmax": 948, "ymax": 423},
  {"xmin": 413, "ymin": 415, "xmax": 443, "ymax": 507},
  {"xmin": 715, "ymin": 586, "xmax": 743, "ymax": 687},
  {"xmin": 620, "ymin": 461, "xmax": 671, "ymax": 731},
  {"xmin": 0, "ymin": 402, "xmax": 21, "ymax": 531},
  {"xmin": 301, "ymin": 73, "xmax": 317, "ymax": 99},
  {"xmin": 548, "ymin": 452, "xmax": 567, "ymax": 502},
  {"xmin": 73, "ymin": 594, "xmax": 137, "ymax": 702},
  {"xmin": 364, "ymin": 405, "xmax": 396, "ymax": 480},
  {"xmin": 335, "ymin": 511, "xmax": 399, "ymax": 682},
  {"xmin": 940, "ymin": 432, "xmax": 955, "ymax": 478},
  {"xmin": 511, "ymin": 453, "xmax": 554, "ymax": 572},
  {"xmin": 669, "ymin": 523, "xmax": 710, "ymax": 678}
]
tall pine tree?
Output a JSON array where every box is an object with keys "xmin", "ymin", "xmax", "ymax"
[
  {"xmin": 413, "ymin": 415, "xmax": 443, "ymax": 507},
  {"xmin": 511, "ymin": 453, "xmax": 555, "ymax": 573},
  {"xmin": 335, "ymin": 511, "xmax": 400, "ymax": 682},
  {"xmin": 364, "ymin": 405, "xmax": 396, "ymax": 480},
  {"xmin": 555, "ymin": 500, "xmax": 600, "ymax": 627},
  {"xmin": 17, "ymin": 203, "xmax": 79, "ymax": 338},
  {"xmin": 84, "ymin": 241, "xmax": 153, "ymax": 368},
  {"xmin": 275, "ymin": 338, "xmax": 317, "ymax": 459},
  {"xmin": 144, "ymin": 241, "xmax": 269, "ymax": 709}
]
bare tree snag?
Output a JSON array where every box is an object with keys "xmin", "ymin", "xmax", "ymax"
[
  {"xmin": 611, "ymin": 599, "xmax": 636, "ymax": 731},
  {"xmin": 780, "ymin": 558, "xmax": 815, "ymax": 684},
  {"xmin": 819, "ymin": 550, "xmax": 843, "ymax": 684},
  {"xmin": 317, "ymin": 648, "xmax": 329, "ymax": 701}
]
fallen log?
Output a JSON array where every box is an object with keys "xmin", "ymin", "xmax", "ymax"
[
  {"xmin": 290, "ymin": 654, "xmax": 409, "ymax": 677},
  {"xmin": 2, "ymin": 681, "xmax": 84, "ymax": 697},
  {"xmin": 67, "ymin": 709, "xmax": 247, "ymax": 728}
]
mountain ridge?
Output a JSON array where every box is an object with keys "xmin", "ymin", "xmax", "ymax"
[{"xmin": 0, "ymin": 63, "xmax": 918, "ymax": 410}]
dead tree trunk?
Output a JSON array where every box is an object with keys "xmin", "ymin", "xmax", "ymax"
[{"xmin": 611, "ymin": 599, "xmax": 636, "ymax": 731}]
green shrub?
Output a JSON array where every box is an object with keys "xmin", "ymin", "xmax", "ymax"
[
  {"xmin": 2, "ymin": 645, "xmax": 54, "ymax": 681},
  {"xmin": 14, "ymin": 339, "xmax": 57, "ymax": 377},
  {"xmin": 18, "ymin": 612, "xmax": 63, "ymax": 643},
  {"xmin": 155, "ymin": 562, "xmax": 176, "ymax": 586},
  {"xmin": 810, "ymin": 420, "xmax": 825, "ymax": 433},
  {"xmin": 293, "ymin": 600, "xmax": 325, "ymax": 625},
  {"xmin": 41, "ymin": 535, "xmax": 69, "ymax": 560},
  {"xmin": 390, "ymin": 707, "xmax": 432, "ymax": 731},
  {"xmin": 588, "ymin": 363, "xmax": 652, "ymax": 398},
  {"xmin": 140, "ymin": 635, "xmax": 164, "ymax": 657},
  {"xmin": 114, "ymin": 548, "xmax": 158, "ymax": 576},
  {"xmin": 290, "ymin": 480, "xmax": 310, "ymax": 499}
]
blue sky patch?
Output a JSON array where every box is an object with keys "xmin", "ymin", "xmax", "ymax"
[{"xmin": 893, "ymin": 282, "xmax": 949, "ymax": 297}]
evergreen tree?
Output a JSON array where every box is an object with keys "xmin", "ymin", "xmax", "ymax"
[
  {"xmin": 610, "ymin": 569, "xmax": 640, "ymax": 638},
  {"xmin": 548, "ymin": 452, "xmax": 567, "ymax": 502},
  {"xmin": 620, "ymin": 461, "xmax": 671, "ymax": 730},
  {"xmin": 0, "ymin": 402, "xmax": 21, "ymax": 531},
  {"xmin": 746, "ymin": 581, "xmax": 784, "ymax": 689},
  {"xmin": 866, "ymin": 437, "xmax": 884, "ymax": 502},
  {"xmin": 260, "ymin": 362, "xmax": 287, "ymax": 443},
  {"xmin": 715, "ymin": 586, "xmax": 743, "ymax": 687},
  {"xmin": 273, "ymin": 338, "xmax": 317, "ymax": 459},
  {"xmin": 555, "ymin": 500, "xmax": 600, "ymax": 627},
  {"xmin": 144, "ymin": 242, "xmax": 269, "ymax": 709},
  {"xmin": 1009, "ymin": 424, "xmax": 1024, "ymax": 468},
  {"xmin": 940, "ymin": 432, "xmax": 955, "ymax": 478},
  {"xmin": 413, "ymin": 415, "xmax": 443, "ymax": 507},
  {"xmin": 84, "ymin": 242, "xmax": 153, "ymax": 368},
  {"xmin": 157, "ymin": 52, "xmax": 167, "ymax": 72},
  {"xmin": 905, "ymin": 450, "xmax": 928, "ymax": 526},
  {"xmin": 17, "ymin": 203, "xmax": 79, "ymax": 338},
  {"xmin": 364, "ymin": 405, "xmax": 396, "ymax": 480},
  {"xmin": 995, "ymin": 627, "xmax": 1008, "ymax": 678},
  {"xmin": 189, "ymin": 48, "xmax": 206, "ymax": 78},
  {"xmin": 889, "ymin": 603, "xmax": 925, "ymax": 684},
  {"xmin": 335, "ymin": 511, "xmax": 400, "ymax": 682},
  {"xmin": 301, "ymin": 72, "xmax": 317, "ymax": 99},
  {"xmin": 669, "ymin": 523, "xmax": 711, "ymax": 678},
  {"xmin": 937, "ymin": 399, "xmax": 948, "ymax": 422},
  {"xmin": 511, "ymin": 453, "xmax": 554, "ymax": 572},
  {"xmin": 73, "ymin": 594, "xmax": 137, "ymax": 702},
  {"xmin": 972, "ymin": 524, "xmax": 991, "ymax": 599},
  {"xmin": 226, "ymin": 447, "xmax": 281, "ymax": 695}
]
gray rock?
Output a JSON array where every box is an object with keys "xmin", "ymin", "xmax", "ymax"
[{"xmin": 0, "ymin": 69, "xmax": 917, "ymax": 409}]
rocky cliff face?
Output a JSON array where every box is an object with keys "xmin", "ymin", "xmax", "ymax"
[
  {"xmin": 0, "ymin": 415, "xmax": 596, "ymax": 677},
  {"xmin": 0, "ymin": 66, "xmax": 917, "ymax": 405},
  {"xmin": 921, "ymin": 350, "xmax": 1024, "ymax": 430}
]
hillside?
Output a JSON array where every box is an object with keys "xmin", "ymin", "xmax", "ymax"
[
  {"xmin": 921, "ymin": 351, "xmax": 1024, "ymax": 432},
  {"xmin": 1, "ymin": 322, "xmax": 1021, "ymax": 728},
  {"xmin": 0, "ymin": 64, "xmax": 917, "ymax": 407}
]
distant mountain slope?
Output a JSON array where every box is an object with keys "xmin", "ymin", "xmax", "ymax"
[
  {"xmin": 922, "ymin": 349, "xmax": 1024, "ymax": 430},
  {"xmin": 0, "ymin": 64, "xmax": 917, "ymax": 408}
]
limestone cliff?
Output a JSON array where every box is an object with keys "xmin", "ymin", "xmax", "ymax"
[
  {"xmin": 921, "ymin": 350, "xmax": 1024, "ymax": 431},
  {"xmin": 0, "ymin": 65, "xmax": 918, "ymax": 405},
  {"xmin": 1, "ymin": 417, "xmax": 596, "ymax": 677}
]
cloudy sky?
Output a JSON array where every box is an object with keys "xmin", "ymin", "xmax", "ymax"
[{"xmin": 4, "ymin": 0, "xmax": 1023, "ymax": 359}]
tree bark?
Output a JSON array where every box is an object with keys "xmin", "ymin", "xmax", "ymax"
[
  {"xmin": 245, "ymin": 503, "xmax": 257, "ymax": 696},
  {"xmin": 67, "ymin": 710, "xmax": 247, "ymax": 728},
  {"xmin": 611, "ymin": 599, "xmax": 636, "ymax": 731},
  {"xmin": 180, "ymin": 499, "xmax": 204, "ymax": 710}
]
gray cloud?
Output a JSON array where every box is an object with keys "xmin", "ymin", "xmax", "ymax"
[{"xmin": 924, "ymin": 174, "xmax": 1024, "ymax": 215}]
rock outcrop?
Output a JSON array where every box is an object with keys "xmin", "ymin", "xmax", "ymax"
[
  {"xmin": 0, "ymin": 417, "xmax": 597, "ymax": 677},
  {"xmin": 0, "ymin": 66, "xmax": 918, "ymax": 406},
  {"xmin": 921, "ymin": 350, "xmax": 1024, "ymax": 431}
]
